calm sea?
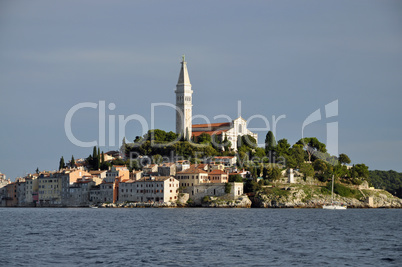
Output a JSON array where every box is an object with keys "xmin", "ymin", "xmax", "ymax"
[{"xmin": 0, "ymin": 208, "xmax": 401, "ymax": 266}]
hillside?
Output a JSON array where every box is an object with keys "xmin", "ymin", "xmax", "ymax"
[
  {"xmin": 251, "ymin": 182, "xmax": 402, "ymax": 208},
  {"xmin": 368, "ymin": 170, "xmax": 402, "ymax": 198}
]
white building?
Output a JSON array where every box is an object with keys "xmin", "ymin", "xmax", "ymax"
[
  {"xmin": 192, "ymin": 117, "xmax": 258, "ymax": 151},
  {"xmin": 119, "ymin": 176, "xmax": 179, "ymax": 203}
]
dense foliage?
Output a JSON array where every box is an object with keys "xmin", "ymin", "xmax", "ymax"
[
  {"xmin": 326, "ymin": 182, "xmax": 363, "ymax": 199},
  {"xmin": 368, "ymin": 170, "xmax": 402, "ymax": 198}
]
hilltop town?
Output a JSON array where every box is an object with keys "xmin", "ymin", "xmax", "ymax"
[
  {"xmin": 1, "ymin": 57, "xmax": 401, "ymax": 208},
  {"xmin": 1, "ymin": 148, "xmax": 401, "ymax": 208}
]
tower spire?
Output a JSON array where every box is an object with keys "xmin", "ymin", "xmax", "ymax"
[
  {"xmin": 177, "ymin": 55, "xmax": 191, "ymax": 85},
  {"xmin": 175, "ymin": 56, "xmax": 193, "ymax": 139}
]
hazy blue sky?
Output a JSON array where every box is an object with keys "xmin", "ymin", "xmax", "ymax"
[{"xmin": 1, "ymin": 0, "xmax": 401, "ymax": 179}]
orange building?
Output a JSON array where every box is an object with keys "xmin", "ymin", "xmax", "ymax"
[{"xmin": 208, "ymin": 169, "xmax": 229, "ymax": 183}]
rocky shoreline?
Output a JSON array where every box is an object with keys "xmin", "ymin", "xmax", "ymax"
[
  {"xmin": 96, "ymin": 187, "xmax": 402, "ymax": 209},
  {"xmin": 251, "ymin": 185, "xmax": 402, "ymax": 209}
]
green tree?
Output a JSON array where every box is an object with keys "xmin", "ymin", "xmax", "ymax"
[
  {"xmin": 351, "ymin": 164, "xmax": 369, "ymax": 179},
  {"xmin": 338, "ymin": 153, "xmax": 351, "ymax": 165},
  {"xmin": 225, "ymin": 183, "xmax": 232, "ymax": 194},
  {"xmin": 275, "ymin": 139, "xmax": 291, "ymax": 157},
  {"xmin": 197, "ymin": 133, "xmax": 212, "ymax": 144},
  {"xmin": 296, "ymin": 137, "xmax": 327, "ymax": 162},
  {"xmin": 92, "ymin": 146, "xmax": 97, "ymax": 159},
  {"xmin": 313, "ymin": 159, "xmax": 327, "ymax": 174},
  {"xmin": 265, "ymin": 131, "xmax": 277, "ymax": 156},
  {"xmin": 59, "ymin": 156, "xmax": 65, "ymax": 170},
  {"xmin": 71, "ymin": 155, "xmax": 75, "ymax": 168},
  {"xmin": 242, "ymin": 135, "xmax": 257, "ymax": 148},
  {"xmin": 153, "ymin": 154, "xmax": 163, "ymax": 164},
  {"xmin": 286, "ymin": 144, "xmax": 305, "ymax": 168},
  {"xmin": 244, "ymin": 180, "xmax": 261, "ymax": 193},
  {"xmin": 223, "ymin": 134, "xmax": 232, "ymax": 152},
  {"xmin": 266, "ymin": 167, "xmax": 282, "ymax": 181},
  {"xmin": 229, "ymin": 174, "xmax": 243, "ymax": 182},
  {"xmin": 299, "ymin": 163, "xmax": 314, "ymax": 179},
  {"xmin": 134, "ymin": 136, "xmax": 142, "ymax": 143}
]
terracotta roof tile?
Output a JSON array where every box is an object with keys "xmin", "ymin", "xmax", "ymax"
[{"xmin": 192, "ymin": 122, "xmax": 231, "ymax": 128}]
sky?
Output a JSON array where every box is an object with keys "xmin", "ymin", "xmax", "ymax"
[{"xmin": 1, "ymin": 0, "xmax": 401, "ymax": 180}]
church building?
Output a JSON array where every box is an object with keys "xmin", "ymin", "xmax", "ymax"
[{"xmin": 175, "ymin": 56, "xmax": 257, "ymax": 151}]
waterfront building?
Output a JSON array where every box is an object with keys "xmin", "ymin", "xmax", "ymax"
[
  {"xmin": 6, "ymin": 182, "xmax": 17, "ymax": 207},
  {"xmin": 0, "ymin": 174, "xmax": 11, "ymax": 207},
  {"xmin": 68, "ymin": 179, "xmax": 95, "ymax": 206},
  {"xmin": 118, "ymin": 179, "xmax": 136, "ymax": 202},
  {"xmin": 98, "ymin": 182, "xmax": 114, "ymax": 203},
  {"xmin": 16, "ymin": 178, "xmax": 26, "ymax": 206},
  {"xmin": 117, "ymin": 176, "xmax": 179, "ymax": 203},
  {"xmin": 134, "ymin": 176, "xmax": 179, "ymax": 203},
  {"xmin": 25, "ymin": 175, "xmax": 39, "ymax": 206},
  {"xmin": 182, "ymin": 182, "xmax": 244, "ymax": 204},
  {"xmin": 37, "ymin": 173, "xmax": 63, "ymax": 205}
]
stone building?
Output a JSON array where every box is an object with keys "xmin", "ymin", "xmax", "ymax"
[
  {"xmin": 118, "ymin": 176, "xmax": 179, "ymax": 203},
  {"xmin": 176, "ymin": 167, "xmax": 209, "ymax": 187},
  {"xmin": 158, "ymin": 163, "xmax": 176, "ymax": 176},
  {"xmin": 68, "ymin": 179, "xmax": 95, "ymax": 206},
  {"xmin": 208, "ymin": 169, "xmax": 229, "ymax": 183},
  {"xmin": 105, "ymin": 165, "xmax": 129, "ymax": 182},
  {"xmin": 182, "ymin": 182, "xmax": 244, "ymax": 205}
]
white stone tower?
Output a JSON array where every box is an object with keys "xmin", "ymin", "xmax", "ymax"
[{"xmin": 175, "ymin": 55, "xmax": 193, "ymax": 139}]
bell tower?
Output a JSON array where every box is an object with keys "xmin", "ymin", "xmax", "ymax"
[{"xmin": 175, "ymin": 55, "xmax": 193, "ymax": 139}]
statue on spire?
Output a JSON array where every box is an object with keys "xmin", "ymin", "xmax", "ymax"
[{"xmin": 182, "ymin": 54, "xmax": 185, "ymax": 62}]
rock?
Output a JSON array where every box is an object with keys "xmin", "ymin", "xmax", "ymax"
[{"xmin": 252, "ymin": 186, "xmax": 402, "ymax": 208}]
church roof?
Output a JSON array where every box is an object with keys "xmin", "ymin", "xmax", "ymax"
[
  {"xmin": 191, "ymin": 130, "xmax": 228, "ymax": 137},
  {"xmin": 192, "ymin": 122, "xmax": 231, "ymax": 129},
  {"xmin": 177, "ymin": 58, "xmax": 191, "ymax": 85}
]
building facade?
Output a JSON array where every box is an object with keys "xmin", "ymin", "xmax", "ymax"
[
  {"xmin": 192, "ymin": 117, "xmax": 258, "ymax": 151},
  {"xmin": 119, "ymin": 176, "xmax": 179, "ymax": 203},
  {"xmin": 208, "ymin": 169, "xmax": 229, "ymax": 183},
  {"xmin": 176, "ymin": 167, "xmax": 209, "ymax": 187}
]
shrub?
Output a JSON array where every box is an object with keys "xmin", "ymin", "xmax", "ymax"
[
  {"xmin": 202, "ymin": 196, "xmax": 210, "ymax": 203},
  {"xmin": 351, "ymin": 178, "xmax": 363, "ymax": 185},
  {"xmin": 225, "ymin": 183, "xmax": 232, "ymax": 194},
  {"xmin": 326, "ymin": 182, "xmax": 362, "ymax": 198},
  {"xmin": 229, "ymin": 174, "xmax": 243, "ymax": 182}
]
